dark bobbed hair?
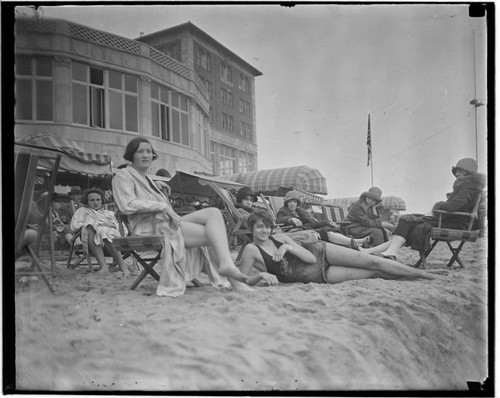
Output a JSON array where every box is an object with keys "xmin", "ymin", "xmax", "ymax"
[
  {"xmin": 81, "ymin": 188, "xmax": 105, "ymax": 205},
  {"xmin": 123, "ymin": 137, "xmax": 158, "ymax": 162},
  {"xmin": 156, "ymin": 168, "xmax": 171, "ymax": 178},
  {"xmin": 247, "ymin": 210, "xmax": 274, "ymax": 231}
]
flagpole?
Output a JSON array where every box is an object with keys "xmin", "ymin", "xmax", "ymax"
[{"xmin": 367, "ymin": 114, "xmax": 374, "ymax": 186}]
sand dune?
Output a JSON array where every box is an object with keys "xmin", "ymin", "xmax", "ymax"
[{"xmin": 12, "ymin": 238, "xmax": 488, "ymax": 392}]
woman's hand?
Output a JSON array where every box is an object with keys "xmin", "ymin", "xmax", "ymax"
[
  {"xmin": 259, "ymin": 272, "xmax": 279, "ymax": 286},
  {"xmin": 381, "ymin": 221, "xmax": 395, "ymax": 231},
  {"xmin": 273, "ymin": 244, "xmax": 291, "ymax": 262},
  {"xmin": 290, "ymin": 217, "xmax": 303, "ymax": 227},
  {"xmin": 167, "ymin": 211, "xmax": 182, "ymax": 228}
]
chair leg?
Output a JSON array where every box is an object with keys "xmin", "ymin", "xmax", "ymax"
[
  {"xmin": 26, "ymin": 246, "xmax": 56, "ymax": 293},
  {"xmin": 413, "ymin": 240, "xmax": 438, "ymax": 268},
  {"xmin": 129, "ymin": 252, "xmax": 161, "ymax": 290},
  {"xmin": 446, "ymin": 241, "xmax": 466, "ymax": 268}
]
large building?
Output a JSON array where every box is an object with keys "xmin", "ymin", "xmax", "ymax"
[{"xmin": 14, "ymin": 15, "xmax": 261, "ymax": 177}]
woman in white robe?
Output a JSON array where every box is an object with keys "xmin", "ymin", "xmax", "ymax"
[{"xmin": 112, "ymin": 137, "xmax": 250, "ymax": 297}]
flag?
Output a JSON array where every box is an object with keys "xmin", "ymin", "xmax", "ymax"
[{"xmin": 367, "ymin": 114, "xmax": 372, "ymax": 167}]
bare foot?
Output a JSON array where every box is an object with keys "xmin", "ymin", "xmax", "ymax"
[
  {"xmin": 218, "ymin": 262, "xmax": 249, "ymax": 283},
  {"xmin": 426, "ymin": 269, "xmax": 449, "ymax": 275},
  {"xmin": 228, "ymin": 278, "xmax": 254, "ymax": 292}
]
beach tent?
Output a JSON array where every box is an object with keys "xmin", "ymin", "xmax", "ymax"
[
  {"xmin": 168, "ymin": 171, "xmax": 244, "ymax": 198},
  {"xmin": 223, "ymin": 165, "xmax": 328, "ymax": 200},
  {"xmin": 14, "ymin": 134, "xmax": 113, "ymax": 189}
]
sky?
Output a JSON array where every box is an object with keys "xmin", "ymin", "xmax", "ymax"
[{"xmin": 35, "ymin": 4, "xmax": 489, "ymax": 212}]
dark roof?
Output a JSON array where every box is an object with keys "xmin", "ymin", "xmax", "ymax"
[{"xmin": 136, "ymin": 21, "xmax": 262, "ymax": 76}]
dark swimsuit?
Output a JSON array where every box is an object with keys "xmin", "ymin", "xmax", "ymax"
[{"xmin": 254, "ymin": 236, "xmax": 329, "ymax": 283}]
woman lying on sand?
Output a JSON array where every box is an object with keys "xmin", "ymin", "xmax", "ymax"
[{"xmin": 239, "ymin": 210, "xmax": 447, "ymax": 286}]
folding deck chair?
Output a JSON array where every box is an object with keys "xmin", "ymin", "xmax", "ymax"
[
  {"xmin": 112, "ymin": 211, "xmax": 203, "ymax": 290},
  {"xmin": 15, "ymin": 151, "xmax": 60, "ymax": 293},
  {"xmin": 414, "ymin": 193, "xmax": 483, "ymax": 269},
  {"xmin": 207, "ymin": 182, "xmax": 253, "ymax": 249},
  {"xmin": 321, "ymin": 205, "xmax": 352, "ymax": 235}
]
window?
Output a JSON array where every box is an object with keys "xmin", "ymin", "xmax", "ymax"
[
  {"xmin": 198, "ymin": 75, "xmax": 212, "ymax": 98},
  {"xmin": 15, "ymin": 55, "xmax": 53, "ymax": 121},
  {"xmin": 220, "ymin": 62, "xmax": 232, "ymax": 83},
  {"xmin": 219, "ymin": 144, "xmax": 236, "ymax": 174},
  {"xmin": 238, "ymin": 152, "xmax": 255, "ymax": 173},
  {"xmin": 239, "ymin": 98, "xmax": 251, "ymax": 116},
  {"xmin": 161, "ymin": 43, "xmax": 180, "ymax": 61},
  {"xmin": 222, "ymin": 113, "xmax": 234, "ymax": 132},
  {"xmin": 71, "ymin": 62, "xmax": 138, "ymax": 131},
  {"xmin": 193, "ymin": 105, "xmax": 209, "ymax": 156},
  {"xmin": 221, "ymin": 88, "xmax": 233, "ymax": 108},
  {"xmin": 196, "ymin": 47, "xmax": 211, "ymax": 71},
  {"xmin": 210, "ymin": 141, "xmax": 218, "ymax": 175},
  {"xmin": 151, "ymin": 82, "xmax": 190, "ymax": 146},
  {"xmin": 240, "ymin": 122, "xmax": 252, "ymax": 139},
  {"xmin": 239, "ymin": 73, "xmax": 250, "ymax": 93}
]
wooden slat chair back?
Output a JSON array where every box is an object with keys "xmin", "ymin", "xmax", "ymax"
[
  {"xmin": 415, "ymin": 193, "xmax": 483, "ymax": 269},
  {"xmin": 321, "ymin": 205, "xmax": 352, "ymax": 235},
  {"xmin": 113, "ymin": 210, "xmax": 164, "ymax": 290},
  {"xmin": 207, "ymin": 182, "xmax": 252, "ymax": 249},
  {"xmin": 15, "ymin": 151, "xmax": 60, "ymax": 293}
]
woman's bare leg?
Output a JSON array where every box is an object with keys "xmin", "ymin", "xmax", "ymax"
[
  {"xmin": 323, "ymin": 243, "xmax": 443, "ymax": 280},
  {"xmin": 326, "ymin": 266, "xmax": 399, "ymax": 284},
  {"xmin": 326, "ymin": 231, "xmax": 368, "ymax": 247},
  {"xmin": 380, "ymin": 235, "xmax": 406, "ymax": 257},
  {"xmin": 360, "ymin": 240, "xmax": 391, "ymax": 254},
  {"xmin": 86, "ymin": 227, "xmax": 108, "ymax": 273},
  {"xmin": 180, "ymin": 208, "xmax": 249, "ymax": 284},
  {"xmin": 103, "ymin": 240, "xmax": 130, "ymax": 277}
]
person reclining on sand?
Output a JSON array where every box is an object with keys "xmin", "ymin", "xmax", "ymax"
[
  {"xmin": 238, "ymin": 210, "xmax": 447, "ymax": 286},
  {"xmin": 112, "ymin": 137, "xmax": 251, "ymax": 297},
  {"xmin": 367, "ymin": 158, "xmax": 486, "ymax": 262}
]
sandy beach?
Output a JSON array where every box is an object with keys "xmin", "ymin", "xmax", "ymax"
[{"xmin": 11, "ymin": 237, "xmax": 489, "ymax": 392}]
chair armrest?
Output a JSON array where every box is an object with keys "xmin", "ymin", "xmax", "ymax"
[{"xmin": 433, "ymin": 209, "xmax": 476, "ymax": 218}]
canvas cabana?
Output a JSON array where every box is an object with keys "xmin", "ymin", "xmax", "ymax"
[
  {"xmin": 223, "ymin": 165, "xmax": 327, "ymax": 204},
  {"xmin": 15, "ymin": 134, "xmax": 113, "ymax": 189}
]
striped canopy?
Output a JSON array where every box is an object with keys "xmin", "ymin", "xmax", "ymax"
[
  {"xmin": 15, "ymin": 134, "xmax": 113, "ymax": 189},
  {"xmin": 224, "ymin": 165, "xmax": 328, "ymax": 196},
  {"xmin": 323, "ymin": 195, "xmax": 406, "ymax": 211},
  {"xmin": 18, "ymin": 134, "xmax": 110, "ymax": 165}
]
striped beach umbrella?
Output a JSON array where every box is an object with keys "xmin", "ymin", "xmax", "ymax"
[{"xmin": 224, "ymin": 165, "xmax": 328, "ymax": 196}]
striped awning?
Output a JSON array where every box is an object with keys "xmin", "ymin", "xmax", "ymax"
[
  {"xmin": 168, "ymin": 171, "xmax": 244, "ymax": 197},
  {"xmin": 224, "ymin": 165, "xmax": 328, "ymax": 195},
  {"xmin": 323, "ymin": 195, "xmax": 406, "ymax": 211},
  {"xmin": 17, "ymin": 134, "xmax": 110, "ymax": 165}
]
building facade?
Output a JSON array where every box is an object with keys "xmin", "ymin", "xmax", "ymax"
[
  {"xmin": 14, "ymin": 17, "xmax": 261, "ymax": 177},
  {"xmin": 137, "ymin": 22, "xmax": 261, "ymax": 175}
]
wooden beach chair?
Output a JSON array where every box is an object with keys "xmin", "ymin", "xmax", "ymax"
[
  {"xmin": 414, "ymin": 193, "xmax": 482, "ymax": 269},
  {"xmin": 15, "ymin": 151, "xmax": 60, "ymax": 293},
  {"xmin": 207, "ymin": 182, "xmax": 252, "ymax": 249},
  {"xmin": 113, "ymin": 210, "xmax": 203, "ymax": 290}
]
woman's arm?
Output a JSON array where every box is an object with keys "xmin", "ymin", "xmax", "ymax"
[
  {"xmin": 239, "ymin": 244, "xmax": 279, "ymax": 286},
  {"xmin": 70, "ymin": 207, "xmax": 87, "ymax": 232},
  {"xmin": 112, "ymin": 173, "xmax": 169, "ymax": 215},
  {"xmin": 273, "ymin": 234, "xmax": 316, "ymax": 264}
]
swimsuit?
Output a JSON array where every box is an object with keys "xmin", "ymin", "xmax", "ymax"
[{"xmin": 255, "ymin": 236, "xmax": 329, "ymax": 283}]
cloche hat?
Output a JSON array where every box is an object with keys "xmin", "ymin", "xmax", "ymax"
[
  {"xmin": 361, "ymin": 187, "xmax": 383, "ymax": 203},
  {"xmin": 236, "ymin": 186, "xmax": 257, "ymax": 203},
  {"xmin": 284, "ymin": 191, "xmax": 301, "ymax": 206},
  {"xmin": 452, "ymin": 158, "xmax": 477, "ymax": 176}
]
